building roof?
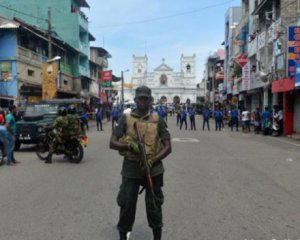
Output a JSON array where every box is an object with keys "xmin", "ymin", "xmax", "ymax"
[
  {"xmin": 74, "ymin": 0, "xmax": 90, "ymax": 8},
  {"xmin": 90, "ymin": 46, "xmax": 112, "ymax": 58},
  {"xmin": 0, "ymin": 16, "xmax": 20, "ymax": 29}
]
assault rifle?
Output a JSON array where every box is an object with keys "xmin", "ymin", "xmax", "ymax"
[{"xmin": 133, "ymin": 122, "xmax": 157, "ymax": 209}]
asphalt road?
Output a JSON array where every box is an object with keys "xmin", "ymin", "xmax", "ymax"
[{"xmin": 1, "ymin": 116, "xmax": 300, "ymax": 240}]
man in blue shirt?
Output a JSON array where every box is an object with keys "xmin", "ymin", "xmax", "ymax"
[
  {"xmin": 111, "ymin": 107, "xmax": 119, "ymax": 129},
  {"xmin": 214, "ymin": 108, "xmax": 222, "ymax": 131},
  {"xmin": 5, "ymin": 105, "xmax": 19, "ymax": 164},
  {"xmin": 189, "ymin": 107, "xmax": 196, "ymax": 130},
  {"xmin": 231, "ymin": 107, "xmax": 239, "ymax": 131},
  {"xmin": 96, "ymin": 106, "xmax": 104, "ymax": 131},
  {"xmin": 202, "ymin": 108, "xmax": 210, "ymax": 131},
  {"xmin": 180, "ymin": 106, "xmax": 188, "ymax": 130}
]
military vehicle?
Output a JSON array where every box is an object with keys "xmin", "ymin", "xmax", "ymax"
[{"xmin": 15, "ymin": 99, "xmax": 84, "ymax": 150}]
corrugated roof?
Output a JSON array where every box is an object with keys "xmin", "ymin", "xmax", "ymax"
[{"xmin": 0, "ymin": 16, "xmax": 20, "ymax": 29}]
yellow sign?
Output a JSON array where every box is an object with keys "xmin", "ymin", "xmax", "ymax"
[{"xmin": 42, "ymin": 62, "xmax": 58, "ymax": 100}]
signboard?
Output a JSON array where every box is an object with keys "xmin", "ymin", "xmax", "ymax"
[
  {"xmin": 287, "ymin": 26, "xmax": 300, "ymax": 76},
  {"xmin": 0, "ymin": 61, "xmax": 12, "ymax": 81},
  {"xmin": 236, "ymin": 54, "xmax": 248, "ymax": 67},
  {"xmin": 242, "ymin": 62, "xmax": 250, "ymax": 91},
  {"xmin": 295, "ymin": 61, "xmax": 300, "ymax": 87},
  {"xmin": 100, "ymin": 70, "xmax": 112, "ymax": 88},
  {"xmin": 42, "ymin": 62, "xmax": 58, "ymax": 100}
]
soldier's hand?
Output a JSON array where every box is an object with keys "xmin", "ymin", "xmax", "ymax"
[
  {"xmin": 147, "ymin": 159, "xmax": 154, "ymax": 169},
  {"xmin": 129, "ymin": 141, "xmax": 140, "ymax": 154}
]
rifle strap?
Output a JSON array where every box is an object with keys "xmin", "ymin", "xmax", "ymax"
[{"xmin": 139, "ymin": 186, "xmax": 145, "ymax": 194}]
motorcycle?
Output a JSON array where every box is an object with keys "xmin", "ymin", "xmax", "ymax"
[
  {"xmin": 36, "ymin": 127, "xmax": 86, "ymax": 163},
  {"xmin": 272, "ymin": 116, "xmax": 280, "ymax": 137}
]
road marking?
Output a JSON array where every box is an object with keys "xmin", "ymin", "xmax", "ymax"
[{"xmin": 172, "ymin": 138, "xmax": 199, "ymax": 142}]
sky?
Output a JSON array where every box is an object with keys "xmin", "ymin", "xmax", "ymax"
[{"xmin": 84, "ymin": 0, "xmax": 241, "ymax": 83}]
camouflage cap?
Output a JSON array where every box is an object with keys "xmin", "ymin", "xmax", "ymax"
[{"xmin": 135, "ymin": 85, "xmax": 151, "ymax": 98}]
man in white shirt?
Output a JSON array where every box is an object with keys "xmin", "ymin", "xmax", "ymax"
[
  {"xmin": 241, "ymin": 108, "xmax": 250, "ymax": 132},
  {"xmin": 123, "ymin": 104, "xmax": 132, "ymax": 115}
]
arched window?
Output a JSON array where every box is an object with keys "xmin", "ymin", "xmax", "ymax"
[{"xmin": 186, "ymin": 64, "xmax": 191, "ymax": 73}]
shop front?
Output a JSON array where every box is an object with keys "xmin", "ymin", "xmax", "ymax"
[{"xmin": 272, "ymin": 77, "xmax": 294, "ymax": 135}]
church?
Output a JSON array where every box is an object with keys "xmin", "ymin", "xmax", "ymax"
[{"xmin": 124, "ymin": 54, "xmax": 198, "ymax": 104}]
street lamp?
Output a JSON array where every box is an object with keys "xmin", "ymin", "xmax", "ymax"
[{"xmin": 121, "ymin": 69, "xmax": 129, "ymax": 110}]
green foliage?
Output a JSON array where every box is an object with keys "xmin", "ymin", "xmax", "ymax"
[{"xmin": 232, "ymin": 62, "xmax": 242, "ymax": 78}]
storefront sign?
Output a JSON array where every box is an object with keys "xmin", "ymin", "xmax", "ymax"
[
  {"xmin": 42, "ymin": 62, "xmax": 58, "ymax": 100},
  {"xmin": 242, "ymin": 62, "xmax": 250, "ymax": 91},
  {"xmin": 287, "ymin": 26, "xmax": 300, "ymax": 76},
  {"xmin": 271, "ymin": 77, "xmax": 295, "ymax": 93},
  {"xmin": 0, "ymin": 61, "xmax": 12, "ymax": 81},
  {"xmin": 295, "ymin": 61, "xmax": 300, "ymax": 87},
  {"xmin": 248, "ymin": 38, "xmax": 257, "ymax": 57}
]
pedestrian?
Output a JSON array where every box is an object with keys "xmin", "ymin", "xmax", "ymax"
[
  {"xmin": 180, "ymin": 106, "xmax": 188, "ymax": 130},
  {"xmin": 202, "ymin": 107, "xmax": 210, "ymax": 131},
  {"xmin": 176, "ymin": 106, "xmax": 181, "ymax": 126},
  {"xmin": 105, "ymin": 106, "xmax": 111, "ymax": 122},
  {"xmin": 81, "ymin": 109, "xmax": 89, "ymax": 131},
  {"xmin": 96, "ymin": 106, "xmax": 104, "ymax": 131},
  {"xmin": 230, "ymin": 106, "xmax": 239, "ymax": 131},
  {"xmin": 5, "ymin": 105, "xmax": 19, "ymax": 164},
  {"xmin": 0, "ymin": 121, "xmax": 14, "ymax": 166},
  {"xmin": 214, "ymin": 108, "xmax": 222, "ymax": 131},
  {"xmin": 189, "ymin": 107, "xmax": 196, "ymax": 130},
  {"xmin": 109, "ymin": 85, "xmax": 172, "ymax": 240},
  {"xmin": 241, "ymin": 107, "xmax": 250, "ymax": 132},
  {"xmin": 111, "ymin": 106, "xmax": 119, "ymax": 129}
]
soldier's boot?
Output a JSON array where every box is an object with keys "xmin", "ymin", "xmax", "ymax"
[
  {"xmin": 45, "ymin": 154, "xmax": 52, "ymax": 164},
  {"xmin": 119, "ymin": 231, "xmax": 127, "ymax": 240},
  {"xmin": 152, "ymin": 228, "xmax": 162, "ymax": 240}
]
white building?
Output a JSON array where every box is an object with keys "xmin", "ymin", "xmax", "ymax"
[{"xmin": 124, "ymin": 54, "xmax": 198, "ymax": 104}]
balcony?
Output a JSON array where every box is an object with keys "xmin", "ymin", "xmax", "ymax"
[
  {"xmin": 60, "ymin": 63, "xmax": 73, "ymax": 76},
  {"xmin": 17, "ymin": 46, "xmax": 41, "ymax": 64}
]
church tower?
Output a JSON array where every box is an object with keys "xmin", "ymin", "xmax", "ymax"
[
  {"xmin": 180, "ymin": 54, "xmax": 196, "ymax": 85},
  {"xmin": 132, "ymin": 55, "xmax": 148, "ymax": 86}
]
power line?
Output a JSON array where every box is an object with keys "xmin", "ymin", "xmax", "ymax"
[
  {"xmin": 0, "ymin": 3, "xmax": 47, "ymax": 22},
  {"xmin": 90, "ymin": 0, "xmax": 237, "ymax": 29}
]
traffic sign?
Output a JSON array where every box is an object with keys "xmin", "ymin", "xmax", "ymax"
[{"xmin": 236, "ymin": 54, "xmax": 248, "ymax": 67}]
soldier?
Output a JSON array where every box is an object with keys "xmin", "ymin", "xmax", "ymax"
[
  {"xmin": 45, "ymin": 107, "xmax": 68, "ymax": 164},
  {"xmin": 109, "ymin": 85, "xmax": 172, "ymax": 240},
  {"xmin": 66, "ymin": 105, "xmax": 81, "ymax": 137}
]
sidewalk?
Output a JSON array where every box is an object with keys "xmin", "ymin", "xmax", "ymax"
[{"xmin": 287, "ymin": 132, "xmax": 300, "ymax": 140}]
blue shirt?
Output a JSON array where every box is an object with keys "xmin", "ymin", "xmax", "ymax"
[
  {"xmin": 181, "ymin": 109, "xmax": 187, "ymax": 118},
  {"xmin": 231, "ymin": 109, "xmax": 238, "ymax": 118},
  {"xmin": 189, "ymin": 109, "xmax": 195, "ymax": 117},
  {"xmin": 203, "ymin": 110, "xmax": 210, "ymax": 119},
  {"xmin": 96, "ymin": 109, "xmax": 103, "ymax": 120},
  {"xmin": 214, "ymin": 110, "xmax": 222, "ymax": 119},
  {"xmin": 262, "ymin": 111, "xmax": 270, "ymax": 121},
  {"xmin": 112, "ymin": 109, "xmax": 119, "ymax": 118}
]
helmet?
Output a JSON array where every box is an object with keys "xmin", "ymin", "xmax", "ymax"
[{"xmin": 58, "ymin": 107, "xmax": 67, "ymax": 116}]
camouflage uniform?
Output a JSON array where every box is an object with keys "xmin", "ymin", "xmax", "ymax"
[
  {"xmin": 112, "ymin": 86, "xmax": 171, "ymax": 240},
  {"xmin": 65, "ymin": 114, "xmax": 81, "ymax": 138}
]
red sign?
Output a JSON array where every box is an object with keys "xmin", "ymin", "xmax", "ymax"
[
  {"xmin": 99, "ymin": 92, "xmax": 108, "ymax": 103},
  {"xmin": 236, "ymin": 54, "xmax": 248, "ymax": 67},
  {"xmin": 272, "ymin": 77, "xmax": 295, "ymax": 93},
  {"xmin": 101, "ymin": 70, "xmax": 112, "ymax": 80}
]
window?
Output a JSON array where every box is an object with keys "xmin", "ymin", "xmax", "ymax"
[
  {"xmin": 28, "ymin": 69, "xmax": 34, "ymax": 77},
  {"xmin": 186, "ymin": 64, "xmax": 191, "ymax": 73},
  {"xmin": 63, "ymin": 80, "xmax": 68, "ymax": 86}
]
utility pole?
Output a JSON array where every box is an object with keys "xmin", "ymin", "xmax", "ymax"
[
  {"xmin": 121, "ymin": 69, "xmax": 129, "ymax": 111},
  {"xmin": 47, "ymin": 7, "xmax": 52, "ymax": 59}
]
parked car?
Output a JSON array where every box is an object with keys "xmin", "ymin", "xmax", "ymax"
[{"xmin": 15, "ymin": 99, "xmax": 84, "ymax": 150}]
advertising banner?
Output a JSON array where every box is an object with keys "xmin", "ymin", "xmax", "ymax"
[
  {"xmin": 295, "ymin": 61, "xmax": 300, "ymax": 87},
  {"xmin": 100, "ymin": 70, "xmax": 112, "ymax": 88},
  {"xmin": 242, "ymin": 62, "xmax": 250, "ymax": 91},
  {"xmin": 42, "ymin": 62, "xmax": 58, "ymax": 100},
  {"xmin": 287, "ymin": 26, "xmax": 300, "ymax": 76},
  {"xmin": 1, "ymin": 61, "xmax": 12, "ymax": 81}
]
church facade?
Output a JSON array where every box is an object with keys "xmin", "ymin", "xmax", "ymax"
[{"xmin": 124, "ymin": 54, "xmax": 198, "ymax": 104}]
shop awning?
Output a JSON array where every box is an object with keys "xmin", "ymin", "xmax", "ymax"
[{"xmin": 272, "ymin": 77, "xmax": 295, "ymax": 93}]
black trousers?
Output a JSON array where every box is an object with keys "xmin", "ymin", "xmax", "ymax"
[
  {"xmin": 231, "ymin": 117, "xmax": 239, "ymax": 131},
  {"xmin": 203, "ymin": 118, "xmax": 210, "ymax": 130},
  {"xmin": 96, "ymin": 118, "xmax": 103, "ymax": 130},
  {"xmin": 215, "ymin": 119, "xmax": 222, "ymax": 131},
  {"xmin": 176, "ymin": 114, "xmax": 181, "ymax": 126},
  {"xmin": 190, "ymin": 116, "xmax": 196, "ymax": 130},
  {"xmin": 117, "ymin": 175, "xmax": 164, "ymax": 233},
  {"xmin": 180, "ymin": 117, "xmax": 187, "ymax": 129}
]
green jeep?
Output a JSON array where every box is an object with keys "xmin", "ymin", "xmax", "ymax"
[{"xmin": 16, "ymin": 99, "xmax": 84, "ymax": 150}]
